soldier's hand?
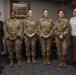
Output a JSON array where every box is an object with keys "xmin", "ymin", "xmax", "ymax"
[
  {"xmin": 31, "ymin": 33, "xmax": 35, "ymax": 37},
  {"xmin": 9, "ymin": 37, "xmax": 14, "ymax": 41},
  {"xmin": 59, "ymin": 35, "xmax": 64, "ymax": 40},
  {"xmin": 43, "ymin": 35, "xmax": 50, "ymax": 39},
  {"xmin": 28, "ymin": 34, "xmax": 35, "ymax": 38},
  {"xmin": 28, "ymin": 34, "xmax": 32, "ymax": 38},
  {"xmin": 13, "ymin": 36, "xmax": 18, "ymax": 40}
]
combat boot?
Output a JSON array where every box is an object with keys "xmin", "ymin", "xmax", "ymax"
[
  {"xmin": 9, "ymin": 59, "xmax": 14, "ymax": 67},
  {"xmin": 62, "ymin": 60, "xmax": 67, "ymax": 68},
  {"xmin": 47, "ymin": 55, "xmax": 51, "ymax": 65},
  {"xmin": 18, "ymin": 59, "xmax": 22, "ymax": 67},
  {"xmin": 59, "ymin": 60, "xmax": 63, "ymax": 67},
  {"xmin": 32, "ymin": 56, "xmax": 36, "ymax": 64},
  {"xmin": 27, "ymin": 56, "xmax": 31, "ymax": 64},
  {"xmin": 43, "ymin": 55, "xmax": 47, "ymax": 65}
]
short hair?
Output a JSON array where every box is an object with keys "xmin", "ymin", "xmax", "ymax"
[
  {"xmin": 10, "ymin": 10, "xmax": 16, "ymax": 14},
  {"xmin": 72, "ymin": 8, "xmax": 76, "ymax": 12},
  {"xmin": 58, "ymin": 10, "xmax": 65, "ymax": 14},
  {"xmin": 42, "ymin": 9, "xmax": 48, "ymax": 13}
]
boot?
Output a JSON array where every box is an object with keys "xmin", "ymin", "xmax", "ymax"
[
  {"xmin": 0, "ymin": 65, "xmax": 2, "ymax": 73},
  {"xmin": 47, "ymin": 55, "xmax": 51, "ymax": 65},
  {"xmin": 9, "ymin": 59, "xmax": 14, "ymax": 67},
  {"xmin": 62, "ymin": 60, "xmax": 67, "ymax": 68},
  {"xmin": 43, "ymin": 55, "xmax": 47, "ymax": 65},
  {"xmin": 59, "ymin": 60, "xmax": 63, "ymax": 67},
  {"xmin": 18, "ymin": 59, "xmax": 22, "ymax": 67},
  {"xmin": 32, "ymin": 56, "xmax": 36, "ymax": 64},
  {"xmin": 27, "ymin": 56, "xmax": 31, "ymax": 64}
]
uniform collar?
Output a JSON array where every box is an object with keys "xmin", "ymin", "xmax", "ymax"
[
  {"xmin": 42, "ymin": 17, "xmax": 48, "ymax": 20},
  {"xmin": 27, "ymin": 17, "xmax": 33, "ymax": 20},
  {"xmin": 10, "ymin": 18, "xmax": 17, "ymax": 21},
  {"xmin": 58, "ymin": 18, "xmax": 65, "ymax": 22}
]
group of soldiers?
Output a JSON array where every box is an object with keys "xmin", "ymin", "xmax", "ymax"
[{"xmin": 3, "ymin": 8, "xmax": 71, "ymax": 69}]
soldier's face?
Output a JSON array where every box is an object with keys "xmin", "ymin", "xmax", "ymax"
[
  {"xmin": 58, "ymin": 11, "xmax": 64, "ymax": 18},
  {"xmin": 72, "ymin": 9, "xmax": 76, "ymax": 17},
  {"xmin": 28, "ymin": 10, "xmax": 33, "ymax": 17},
  {"xmin": 43, "ymin": 10, "xmax": 48, "ymax": 18},
  {"xmin": 10, "ymin": 11, "xmax": 16, "ymax": 19}
]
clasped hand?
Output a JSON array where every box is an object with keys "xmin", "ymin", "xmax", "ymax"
[
  {"xmin": 43, "ymin": 34, "xmax": 50, "ymax": 39},
  {"xmin": 27, "ymin": 33, "xmax": 35, "ymax": 38},
  {"xmin": 9, "ymin": 36, "xmax": 17, "ymax": 41}
]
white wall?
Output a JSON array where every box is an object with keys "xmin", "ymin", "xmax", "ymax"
[
  {"xmin": 0, "ymin": 0, "xmax": 10, "ymax": 22},
  {"xmin": 0, "ymin": 0, "xmax": 5, "ymax": 21}
]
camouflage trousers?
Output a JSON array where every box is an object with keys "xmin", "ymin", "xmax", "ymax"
[
  {"xmin": 40, "ymin": 37, "xmax": 52, "ymax": 56},
  {"xmin": 24, "ymin": 36, "xmax": 36, "ymax": 56},
  {"xmin": 55, "ymin": 37, "xmax": 68, "ymax": 61},
  {"xmin": 6, "ymin": 38, "xmax": 22, "ymax": 59}
]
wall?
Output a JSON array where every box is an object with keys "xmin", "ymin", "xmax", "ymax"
[
  {"xmin": 0, "ymin": 0, "xmax": 72, "ymax": 21},
  {"xmin": 29, "ymin": 0, "xmax": 60, "ymax": 21},
  {"xmin": 0, "ymin": 0, "xmax": 10, "ymax": 22}
]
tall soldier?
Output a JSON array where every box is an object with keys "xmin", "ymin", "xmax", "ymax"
[
  {"xmin": 23, "ymin": 9, "xmax": 37, "ymax": 64},
  {"xmin": 38, "ymin": 9, "xmax": 54, "ymax": 65},
  {"xmin": 54, "ymin": 10, "xmax": 70, "ymax": 68},
  {"xmin": 4, "ymin": 10, "xmax": 22, "ymax": 67}
]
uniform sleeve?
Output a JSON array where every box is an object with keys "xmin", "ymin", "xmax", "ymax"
[
  {"xmin": 1, "ymin": 22, "xmax": 4, "ymax": 37},
  {"xmin": 38, "ymin": 21, "xmax": 44, "ymax": 37},
  {"xmin": 16, "ymin": 21, "xmax": 22, "ymax": 37},
  {"xmin": 23, "ymin": 20, "xmax": 28, "ymax": 36},
  {"xmin": 49, "ymin": 21, "xmax": 54, "ymax": 36},
  {"xmin": 54, "ymin": 22, "xmax": 60, "ymax": 36},
  {"xmin": 3, "ymin": 21, "xmax": 10, "ymax": 39},
  {"xmin": 34, "ymin": 21, "xmax": 38, "ymax": 35},
  {"xmin": 63, "ymin": 21, "xmax": 71, "ymax": 37}
]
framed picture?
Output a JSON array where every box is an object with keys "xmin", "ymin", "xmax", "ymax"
[{"xmin": 11, "ymin": 1, "xmax": 30, "ymax": 19}]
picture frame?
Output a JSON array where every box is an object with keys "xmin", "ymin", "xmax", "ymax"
[{"xmin": 11, "ymin": 1, "xmax": 30, "ymax": 19}]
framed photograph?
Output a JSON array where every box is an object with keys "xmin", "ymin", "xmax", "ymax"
[{"xmin": 11, "ymin": 1, "xmax": 30, "ymax": 19}]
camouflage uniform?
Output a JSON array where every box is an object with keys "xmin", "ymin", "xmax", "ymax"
[
  {"xmin": 54, "ymin": 18, "xmax": 70, "ymax": 61},
  {"xmin": 23, "ymin": 17, "xmax": 37, "ymax": 57},
  {"xmin": 4, "ymin": 18, "xmax": 22, "ymax": 60},
  {"xmin": 38, "ymin": 17, "xmax": 53, "ymax": 56}
]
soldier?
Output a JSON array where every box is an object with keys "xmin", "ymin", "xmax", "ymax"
[
  {"xmin": 70, "ymin": 8, "xmax": 76, "ymax": 67},
  {"xmin": 23, "ymin": 9, "xmax": 37, "ymax": 64},
  {"xmin": 38, "ymin": 9, "xmax": 54, "ymax": 65},
  {"xmin": 54, "ymin": 10, "xmax": 70, "ymax": 68},
  {"xmin": 4, "ymin": 10, "xmax": 22, "ymax": 67}
]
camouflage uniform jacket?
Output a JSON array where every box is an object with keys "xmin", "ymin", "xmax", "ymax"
[
  {"xmin": 23, "ymin": 17, "xmax": 37, "ymax": 36},
  {"xmin": 38, "ymin": 17, "xmax": 53, "ymax": 37},
  {"xmin": 4, "ymin": 18, "xmax": 22, "ymax": 39},
  {"xmin": 54, "ymin": 18, "xmax": 70, "ymax": 38}
]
